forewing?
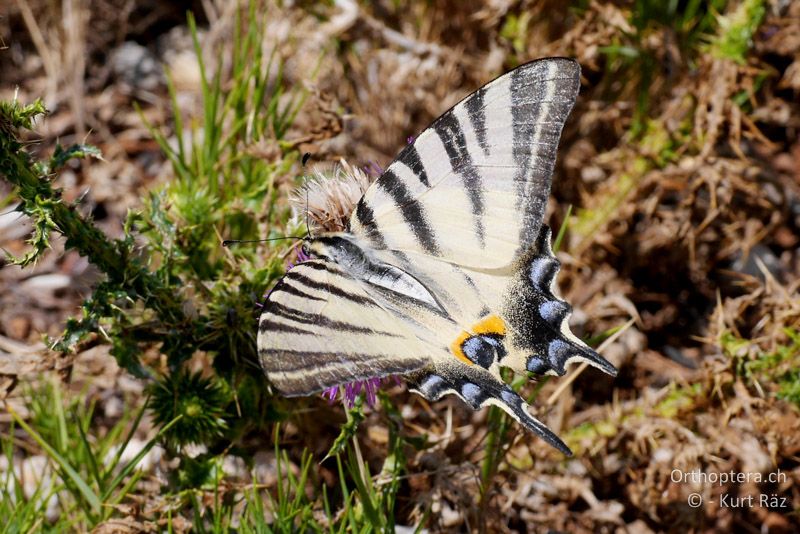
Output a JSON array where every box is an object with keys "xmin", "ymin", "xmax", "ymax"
[
  {"xmin": 349, "ymin": 58, "xmax": 580, "ymax": 270},
  {"xmin": 257, "ymin": 260, "xmax": 431, "ymax": 396}
]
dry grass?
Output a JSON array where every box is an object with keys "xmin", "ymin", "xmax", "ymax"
[{"xmin": 1, "ymin": 0, "xmax": 799, "ymax": 531}]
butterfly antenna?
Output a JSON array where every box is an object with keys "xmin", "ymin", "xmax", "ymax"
[
  {"xmin": 300, "ymin": 153, "xmax": 314, "ymax": 240},
  {"xmin": 305, "ymin": 188, "xmax": 313, "ymax": 239},
  {"xmin": 222, "ymin": 236, "xmax": 304, "ymax": 247}
]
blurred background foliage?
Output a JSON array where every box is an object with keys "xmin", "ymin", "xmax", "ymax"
[{"xmin": 0, "ymin": 0, "xmax": 798, "ymax": 531}]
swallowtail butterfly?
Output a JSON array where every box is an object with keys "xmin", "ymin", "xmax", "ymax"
[{"xmin": 258, "ymin": 58, "xmax": 617, "ymax": 455}]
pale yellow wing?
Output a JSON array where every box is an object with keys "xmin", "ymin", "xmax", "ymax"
[
  {"xmin": 348, "ymin": 58, "xmax": 581, "ymax": 270},
  {"xmin": 257, "ymin": 260, "xmax": 432, "ymax": 395}
]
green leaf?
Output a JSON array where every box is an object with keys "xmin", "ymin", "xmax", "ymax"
[
  {"xmin": 49, "ymin": 143, "xmax": 103, "ymax": 172},
  {"xmin": 324, "ymin": 399, "xmax": 365, "ymax": 461},
  {"xmin": 6, "ymin": 403, "xmax": 102, "ymax": 515}
]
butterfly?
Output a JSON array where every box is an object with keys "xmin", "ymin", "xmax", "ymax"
[{"xmin": 257, "ymin": 57, "xmax": 617, "ymax": 455}]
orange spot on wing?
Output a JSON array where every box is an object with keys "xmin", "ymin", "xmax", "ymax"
[
  {"xmin": 449, "ymin": 331, "xmax": 473, "ymax": 365},
  {"xmin": 449, "ymin": 315, "xmax": 507, "ymax": 365},
  {"xmin": 472, "ymin": 315, "xmax": 506, "ymax": 336}
]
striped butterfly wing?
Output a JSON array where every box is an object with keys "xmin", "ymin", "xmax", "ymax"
[
  {"xmin": 399, "ymin": 225, "xmax": 616, "ymax": 454},
  {"xmin": 348, "ymin": 57, "xmax": 581, "ymax": 270},
  {"xmin": 257, "ymin": 57, "xmax": 616, "ymax": 454},
  {"xmin": 258, "ymin": 260, "xmax": 430, "ymax": 395}
]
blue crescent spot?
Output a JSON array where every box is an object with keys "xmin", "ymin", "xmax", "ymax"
[
  {"xmin": 501, "ymin": 389, "xmax": 518, "ymax": 406},
  {"xmin": 548, "ymin": 339, "xmax": 571, "ymax": 363},
  {"xmin": 527, "ymin": 356, "xmax": 549, "ymax": 374},
  {"xmin": 528, "ymin": 257, "xmax": 555, "ymax": 288},
  {"xmin": 461, "ymin": 383, "xmax": 482, "ymax": 404},
  {"xmin": 539, "ymin": 300, "xmax": 564, "ymax": 323},
  {"xmin": 421, "ymin": 374, "xmax": 444, "ymax": 394}
]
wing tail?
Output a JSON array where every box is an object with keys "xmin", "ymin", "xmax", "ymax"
[
  {"xmin": 504, "ymin": 225, "xmax": 617, "ymax": 378},
  {"xmin": 409, "ymin": 366, "xmax": 572, "ymax": 455}
]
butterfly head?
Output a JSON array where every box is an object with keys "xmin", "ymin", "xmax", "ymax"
[
  {"xmin": 299, "ymin": 238, "xmax": 312, "ymax": 260},
  {"xmin": 300, "ymin": 234, "xmax": 365, "ymax": 265}
]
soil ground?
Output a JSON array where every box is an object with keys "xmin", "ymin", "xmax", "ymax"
[{"xmin": 1, "ymin": 1, "xmax": 799, "ymax": 532}]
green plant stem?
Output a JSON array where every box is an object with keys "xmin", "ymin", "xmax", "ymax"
[{"xmin": 0, "ymin": 104, "xmax": 189, "ymax": 330}]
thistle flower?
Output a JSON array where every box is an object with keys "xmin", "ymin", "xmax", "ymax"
[
  {"xmin": 323, "ymin": 376, "xmax": 398, "ymax": 408},
  {"xmin": 289, "ymin": 159, "xmax": 375, "ymax": 233},
  {"xmin": 287, "ymin": 160, "xmax": 403, "ymax": 409}
]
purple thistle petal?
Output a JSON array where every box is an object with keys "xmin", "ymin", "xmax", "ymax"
[
  {"xmin": 364, "ymin": 161, "xmax": 384, "ymax": 178},
  {"xmin": 319, "ymin": 376, "xmax": 402, "ymax": 409},
  {"xmin": 322, "ymin": 386, "xmax": 338, "ymax": 404},
  {"xmin": 296, "ymin": 246, "xmax": 311, "ymax": 263},
  {"xmin": 343, "ymin": 383, "xmax": 355, "ymax": 408},
  {"xmin": 365, "ymin": 378, "xmax": 380, "ymax": 407},
  {"xmin": 286, "ymin": 243, "xmax": 312, "ymax": 272}
]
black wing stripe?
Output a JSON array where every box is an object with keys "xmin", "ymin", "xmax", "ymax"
[
  {"xmin": 511, "ymin": 62, "xmax": 579, "ymax": 251},
  {"xmin": 433, "ymin": 111, "xmax": 486, "ymax": 246},
  {"xmin": 272, "ymin": 280, "xmax": 326, "ymax": 302},
  {"xmin": 354, "ymin": 199, "xmax": 388, "ymax": 249},
  {"xmin": 396, "ymin": 144, "xmax": 430, "ymax": 187},
  {"xmin": 379, "ymin": 170, "xmax": 440, "ymax": 255},
  {"xmin": 258, "ymin": 319, "xmax": 316, "ymax": 336},
  {"xmin": 286, "ymin": 269, "xmax": 376, "ymax": 306},
  {"xmin": 464, "ymin": 85, "xmax": 489, "ymax": 157},
  {"xmin": 511, "ymin": 66, "xmax": 545, "ymax": 204},
  {"xmin": 264, "ymin": 302, "xmax": 398, "ymax": 336}
]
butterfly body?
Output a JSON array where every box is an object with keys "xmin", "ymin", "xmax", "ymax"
[{"xmin": 258, "ymin": 58, "xmax": 617, "ymax": 454}]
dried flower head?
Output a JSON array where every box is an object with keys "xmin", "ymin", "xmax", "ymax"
[{"xmin": 289, "ymin": 159, "xmax": 376, "ymax": 233}]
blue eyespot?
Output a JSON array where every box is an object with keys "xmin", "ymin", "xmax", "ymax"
[
  {"xmin": 461, "ymin": 383, "xmax": 482, "ymax": 405},
  {"xmin": 526, "ymin": 357, "xmax": 549, "ymax": 374},
  {"xmin": 462, "ymin": 335, "xmax": 502, "ymax": 368}
]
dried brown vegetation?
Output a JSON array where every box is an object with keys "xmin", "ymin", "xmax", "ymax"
[{"xmin": 1, "ymin": 0, "xmax": 799, "ymax": 532}]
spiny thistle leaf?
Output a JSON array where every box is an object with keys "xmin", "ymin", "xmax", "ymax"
[
  {"xmin": 0, "ymin": 98, "xmax": 47, "ymax": 132},
  {"xmin": 10, "ymin": 199, "xmax": 57, "ymax": 267},
  {"xmin": 325, "ymin": 398, "xmax": 365, "ymax": 461},
  {"xmin": 48, "ymin": 143, "xmax": 103, "ymax": 173}
]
